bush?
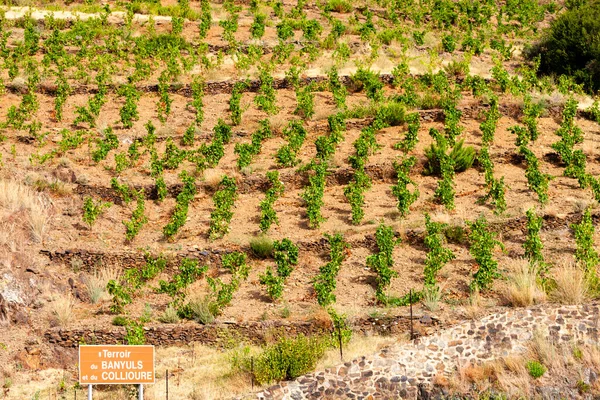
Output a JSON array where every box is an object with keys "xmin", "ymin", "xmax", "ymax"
[
  {"xmin": 158, "ymin": 305, "xmax": 180, "ymax": 324},
  {"xmin": 112, "ymin": 316, "xmax": 129, "ymax": 326},
  {"xmin": 533, "ymin": 0, "xmax": 600, "ymax": 93},
  {"xmin": 250, "ymin": 235, "xmax": 274, "ymax": 258},
  {"xmin": 526, "ymin": 360, "xmax": 546, "ymax": 378},
  {"xmin": 250, "ymin": 334, "xmax": 327, "ymax": 384},
  {"xmin": 180, "ymin": 296, "xmax": 217, "ymax": 325},
  {"xmin": 424, "ymin": 138, "xmax": 475, "ymax": 176}
]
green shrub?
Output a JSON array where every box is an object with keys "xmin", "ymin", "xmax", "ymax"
[
  {"xmin": 374, "ymin": 102, "xmax": 406, "ymax": 127},
  {"xmin": 324, "ymin": 0, "xmax": 352, "ymax": 12},
  {"xmin": 526, "ymin": 360, "xmax": 546, "ymax": 378},
  {"xmin": 534, "ymin": 0, "xmax": 600, "ymax": 93},
  {"xmin": 112, "ymin": 316, "xmax": 128, "ymax": 326},
  {"xmin": 158, "ymin": 305, "xmax": 180, "ymax": 324},
  {"xmin": 424, "ymin": 138, "xmax": 475, "ymax": 176},
  {"xmin": 250, "ymin": 334, "xmax": 327, "ymax": 384},
  {"xmin": 179, "ymin": 296, "xmax": 217, "ymax": 325},
  {"xmin": 250, "ymin": 235, "xmax": 274, "ymax": 258}
]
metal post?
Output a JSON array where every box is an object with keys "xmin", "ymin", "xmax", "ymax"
[
  {"xmin": 409, "ymin": 289, "xmax": 414, "ymax": 341},
  {"xmin": 250, "ymin": 357, "xmax": 254, "ymax": 390},
  {"xmin": 87, "ymin": 384, "xmax": 92, "ymax": 400},
  {"xmin": 166, "ymin": 369, "xmax": 169, "ymax": 400},
  {"xmin": 338, "ymin": 325, "xmax": 343, "ymax": 361},
  {"xmin": 138, "ymin": 384, "xmax": 144, "ymax": 400}
]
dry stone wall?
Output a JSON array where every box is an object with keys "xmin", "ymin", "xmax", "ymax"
[{"xmin": 256, "ymin": 303, "xmax": 600, "ymax": 400}]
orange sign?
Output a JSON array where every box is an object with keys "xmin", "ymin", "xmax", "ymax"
[{"xmin": 79, "ymin": 345, "xmax": 155, "ymax": 385}]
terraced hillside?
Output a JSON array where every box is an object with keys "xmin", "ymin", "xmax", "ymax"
[{"xmin": 0, "ymin": 0, "xmax": 599, "ymax": 398}]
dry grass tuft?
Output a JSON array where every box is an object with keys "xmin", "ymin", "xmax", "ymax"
[
  {"xmin": 203, "ymin": 169, "xmax": 226, "ymax": 189},
  {"xmin": 422, "ymin": 284, "xmax": 443, "ymax": 312},
  {"xmin": 49, "ymin": 294, "xmax": 75, "ymax": 327},
  {"xmin": 463, "ymin": 289, "xmax": 484, "ymax": 319},
  {"xmin": 316, "ymin": 334, "xmax": 397, "ymax": 370},
  {"xmin": 550, "ymin": 261, "xmax": 588, "ymax": 304},
  {"xmin": 504, "ymin": 259, "xmax": 546, "ymax": 307},
  {"xmin": 0, "ymin": 180, "xmax": 51, "ymax": 243},
  {"xmin": 84, "ymin": 268, "xmax": 120, "ymax": 304},
  {"xmin": 495, "ymin": 355, "xmax": 531, "ymax": 397}
]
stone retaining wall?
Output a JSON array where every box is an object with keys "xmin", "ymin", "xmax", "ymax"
[
  {"xmin": 44, "ymin": 314, "xmax": 438, "ymax": 348},
  {"xmin": 256, "ymin": 303, "xmax": 600, "ymax": 399}
]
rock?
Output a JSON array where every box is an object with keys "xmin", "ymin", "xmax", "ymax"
[
  {"xmin": 11, "ymin": 310, "xmax": 29, "ymax": 325},
  {"xmin": 26, "ymin": 266, "xmax": 39, "ymax": 275},
  {"xmin": 52, "ymin": 166, "xmax": 76, "ymax": 183},
  {"xmin": 0, "ymin": 294, "xmax": 8, "ymax": 322}
]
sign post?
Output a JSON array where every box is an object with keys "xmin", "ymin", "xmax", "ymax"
[{"xmin": 79, "ymin": 345, "xmax": 155, "ymax": 399}]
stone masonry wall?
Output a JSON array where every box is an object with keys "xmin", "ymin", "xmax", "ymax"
[{"xmin": 257, "ymin": 303, "xmax": 600, "ymax": 400}]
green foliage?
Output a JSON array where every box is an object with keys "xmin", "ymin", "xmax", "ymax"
[
  {"xmin": 423, "ymin": 214, "xmax": 455, "ymax": 287},
  {"xmin": 442, "ymin": 34, "xmax": 457, "ymax": 52},
  {"xmin": 155, "ymin": 175, "xmax": 168, "ymax": 202},
  {"xmin": 571, "ymin": 208, "xmax": 599, "ymax": 273},
  {"xmin": 328, "ymin": 67, "xmax": 347, "ymax": 109},
  {"xmin": 107, "ymin": 279, "xmax": 131, "ymax": 314},
  {"xmin": 260, "ymin": 239, "xmax": 299, "ymax": 301},
  {"xmin": 235, "ymin": 119, "xmax": 272, "ymax": 169},
  {"xmin": 352, "ymin": 68, "xmax": 383, "ymax": 102},
  {"xmin": 250, "ymin": 13, "xmax": 267, "ymax": 39},
  {"xmin": 301, "ymin": 161, "xmax": 328, "ymax": 229},
  {"xmin": 294, "ymin": 83, "xmax": 315, "ymax": 119},
  {"xmin": 394, "ymin": 112, "xmax": 420, "ymax": 152},
  {"xmin": 524, "ymin": 208, "xmax": 545, "ymax": 268},
  {"xmin": 315, "ymin": 113, "xmax": 346, "ymax": 162},
  {"xmin": 424, "ymin": 137, "xmax": 475, "ymax": 176},
  {"xmin": 314, "ymin": 233, "xmax": 350, "ymax": 306},
  {"xmin": 480, "ymin": 95, "xmax": 501, "ymax": 146},
  {"xmin": 276, "ymin": 120, "xmax": 307, "ymax": 167},
  {"xmin": 259, "ymin": 268, "xmax": 284, "ymax": 300},
  {"xmin": 162, "ymin": 138, "xmax": 187, "ymax": 170},
  {"xmin": 124, "ymin": 320, "xmax": 146, "ymax": 345},
  {"xmin": 328, "ymin": 308, "xmax": 352, "ymax": 346},
  {"xmin": 206, "ymin": 252, "xmax": 250, "ymax": 313},
  {"xmin": 157, "ymin": 70, "xmax": 173, "ymax": 123},
  {"xmin": 428, "ymin": 129, "xmax": 456, "ymax": 210},
  {"xmin": 190, "ymin": 77, "xmax": 205, "ymax": 126},
  {"xmin": 230, "ymin": 80, "xmax": 248, "ymax": 126},
  {"xmin": 324, "ymin": 0, "xmax": 352, "ymax": 12},
  {"xmin": 468, "ymin": 216, "xmax": 503, "ymax": 291},
  {"xmin": 367, "ymin": 224, "xmax": 401, "ymax": 304},
  {"xmin": 123, "ymin": 189, "xmax": 148, "ymax": 242},
  {"xmin": 519, "ymin": 146, "xmax": 552, "ymax": 205},
  {"xmin": 526, "ymin": 360, "xmax": 546, "ymax": 378},
  {"xmin": 82, "ymin": 196, "xmax": 111, "ymax": 229},
  {"xmin": 259, "ymin": 170, "xmax": 284, "ymax": 232},
  {"xmin": 255, "ymin": 64, "xmax": 278, "ymax": 115},
  {"xmin": 182, "ymin": 123, "xmax": 196, "ymax": 146},
  {"xmin": 535, "ymin": 0, "xmax": 600, "ymax": 93},
  {"xmin": 163, "ymin": 171, "xmax": 196, "ymax": 239},
  {"xmin": 392, "ymin": 156, "xmax": 419, "ymax": 218},
  {"xmin": 241, "ymin": 334, "xmax": 327, "ymax": 385},
  {"xmin": 158, "ymin": 258, "xmax": 207, "ymax": 305},
  {"xmin": 477, "ymin": 147, "xmax": 507, "ymax": 215},
  {"xmin": 274, "ymin": 238, "xmax": 299, "ymax": 278},
  {"xmin": 118, "ymin": 83, "xmax": 141, "ymax": 129},
  {"xmin": 552, "ymin": 98, "xmax": 586, "ymax": 181},
  {"xmin": 111, "ymin": 178, "xmax": 134, "ymax": 204},
  {"xmin": 208, "ymin": 176, "xmax": 238, "ymax": 240}
]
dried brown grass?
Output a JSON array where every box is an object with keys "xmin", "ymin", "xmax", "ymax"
[
  {"xmin": 550, "ymin": 261, "xmax": 588, "ymax": 305},
  {"xmin": 0, "ymin": 180, "xmax": 51, "ymax": 243},
  {"xmin": 504, "ymin": 259, "xmax": 546, "ymax": 307},
  {"xmin": 49, "ymin": 293, "xmax": 75, "ymax": 327},
  {"xmin": 84, "ymin": 267, "xmax": 120, "ymax": 304}
]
